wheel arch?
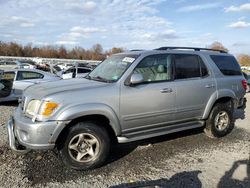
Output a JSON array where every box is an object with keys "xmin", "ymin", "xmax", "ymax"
[
  {"xmin": 56, "ymin": 114, "xmax": 118, "ymax": 148},
  {"xmin": 202, "ymin": 90, "xmax": 236, "ymax": 119},
  {"xmin": 52, "ymin": 103, "xmax": 121, "ymax": 147}
]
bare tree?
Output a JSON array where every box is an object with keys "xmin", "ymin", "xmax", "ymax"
[
  {"xmin": 237, "ymin": 54, "xmax": 250, "ymax": 67},
  {"xmin": 208, "ymin": 42, "xmax": 229, "ymax": 52}
]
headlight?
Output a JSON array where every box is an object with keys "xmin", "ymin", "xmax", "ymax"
[
  {"xmin": 26, "ymin": 100, "xmax": 41, "ymax": 116},
  {"xmin": 26, "ymin": 100, "xmax": 59, "ymax": 118},
  {"xmin": 40, "ymin": 101, "xmax": 59, "ymax": 117}
]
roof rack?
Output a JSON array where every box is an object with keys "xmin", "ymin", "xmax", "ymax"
[{"xmin": 154, "ymin": 47, "xmax": 227, "ymax": 53}]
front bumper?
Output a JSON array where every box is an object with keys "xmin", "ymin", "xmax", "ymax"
[
  {"xmin": 7, "ymin": 107, "xmax": 69, "ymax": 153},
  {"xmin": 7, "ymin": 117, "xmax": 30, "ymax": 154}
]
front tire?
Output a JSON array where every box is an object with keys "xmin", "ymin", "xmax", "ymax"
[
  {"xmin": 58, "ymin": 121, "xmax": 110, "ymax": 170},
  {"xmin": 204, "ymin": 102, "xmax": 234, "ymax": 138}
]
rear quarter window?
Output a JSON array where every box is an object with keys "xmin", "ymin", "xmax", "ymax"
[
  {"xmin": 17, "ymin": 71, "xmax": 44, "ymax": 80},
  {"xmin": 210, "ymin": 55, "xmax": 242, "ymax": 76}
]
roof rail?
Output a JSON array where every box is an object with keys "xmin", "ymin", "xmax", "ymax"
[
  {"xmin": 130, "ymin": 49, "xmax": 144, "ymax": 51},
  {"xmin": 154, "ymin": 47, "xmax": 227, "ymax": 53}
]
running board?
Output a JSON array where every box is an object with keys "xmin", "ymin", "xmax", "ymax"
[{"xmin": 117, "ymin": 121, "xmax": 204, "ymax": 143}]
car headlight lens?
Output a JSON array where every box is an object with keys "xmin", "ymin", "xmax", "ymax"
[
  {"xmin": 26, "ymin": 100, "xmax": 59, "ymax": 118},
  {"xmin": 40, "ymin": 101, "xmax": 59, "ymax": 117},
  {"xmin": 26, "ymin": 100, "xmax": 41, "ymax": 116}
]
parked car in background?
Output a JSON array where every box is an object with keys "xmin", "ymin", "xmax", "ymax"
[
  {"xmin": 57, "ymin": 63, "xmax": 74, "ymax": 71},
  {"xmin": 36, "ymin": 63, "xmax": 62, "ymax": 75},
  {"xmin": 0, "ymin": 69, "xmax": 60, "ymax": 102},
  {"xmin": 19, "ymin": 63, "xmax": 36, "ymax": 69},
  {"xmin": 0, "ymin": 60, "xmax": 37, "ymax": 70},
  {"xmin": 60, "ymin": 66, "xmax": 92, "ymax": 79},
  {"xmin": 0, "ymin": 61, "xmax": 20, "ymax": 69}
]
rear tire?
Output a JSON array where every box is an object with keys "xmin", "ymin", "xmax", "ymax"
[
  {"xmin": 58, "ymin": 121, "xmax": 110, "ymax": 170},
  {"xmin": 204, "ymin": 102, "xmax": 234, "ymax": 138}
]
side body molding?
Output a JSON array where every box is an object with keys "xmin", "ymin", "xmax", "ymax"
[{"xmin": 202, "ymin": 89, "xmax": 236, "ymax": 119}]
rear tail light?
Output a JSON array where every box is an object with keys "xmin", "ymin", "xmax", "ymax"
[{"xmin": 242, "ymin": 79, "xmax": 247, "ymax": 91}]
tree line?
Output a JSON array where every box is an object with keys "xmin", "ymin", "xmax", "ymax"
[
  {"xmin": 0, "ymin": 41, "xmax": 124, "ymax": 61},
  {"xmin": 0, "ymin": 41, "xmax": 249, "ymax": 66}
]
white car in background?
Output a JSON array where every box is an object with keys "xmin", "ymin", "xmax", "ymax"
[
  {"xmin": 60, "ymin": 67, "xmax": 92, "ymax": 79},
  {"xmin": 0, "ymin": 69, "xmax": 60, "ymax": 102},
  {"xmin": 20, "ymin": 63, "xmax": 36, "ymax": 69},
  {"xmin": 57, "ymin": 63, "xmax": 73, "ymax": 71}
]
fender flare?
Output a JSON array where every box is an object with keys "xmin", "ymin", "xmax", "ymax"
[
  {"xmin": 51, "ymin": 103, "xmax": 121, "ymax": 141},
  {"xmin": 202, "ymin": 89, "xmax": 236, "ymax": 119}
]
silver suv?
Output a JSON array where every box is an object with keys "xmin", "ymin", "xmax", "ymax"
[{"xmin": 7, "ymin": 47, "xmax": 247, "ymax": 170}]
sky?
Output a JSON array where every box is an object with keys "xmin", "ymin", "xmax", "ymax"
[{"xmin": 0, "ymin": 0, "xmax": 250, "ymax": 55}]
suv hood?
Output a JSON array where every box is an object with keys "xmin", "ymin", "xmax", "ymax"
[{"xmin": 24, "ymin": 78, "xmax": 107, "ymax": 99}]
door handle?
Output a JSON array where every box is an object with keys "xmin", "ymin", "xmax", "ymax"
[
  {"xmin": 205, "ymin": 84, "xmax": 215, "ymax": 88},
  {"xmin": 160, "ymin": 88, "xmax": 173, "ymax": 93}
]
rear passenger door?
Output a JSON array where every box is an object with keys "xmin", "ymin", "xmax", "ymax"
[{"xmin": 174, "ymin": 54, "xmax": 216, "ymax": 121}]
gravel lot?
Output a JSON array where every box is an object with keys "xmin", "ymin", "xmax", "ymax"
[{"xmin": 0, "ymin": 95, "xmax": 249, "ymax": 188}]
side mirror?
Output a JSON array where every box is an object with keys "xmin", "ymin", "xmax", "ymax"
[{"xmin": 130, "ymin": 73, "xmax": 143, "ymax": 85}]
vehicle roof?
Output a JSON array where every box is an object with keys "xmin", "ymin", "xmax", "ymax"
[{"xmin": 2, "ymin": 68, "xmax": 57, "ymax": 76}]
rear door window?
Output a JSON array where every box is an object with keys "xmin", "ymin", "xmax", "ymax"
[
  {"xmin": 210, "ymin": 55, "xmax": 242, "ymax": 76},
  {"xmin": 174, "ymin": 54, "xmax": 206, "ymax": 79},
  {"xmin": 17, "ymin": 71, "xmax": 44, "ymax": 80}
]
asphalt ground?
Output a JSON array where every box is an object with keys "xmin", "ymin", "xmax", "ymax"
[{"xmin": 0, "ymin": 95, "xmax": 249, "ymax": 188}]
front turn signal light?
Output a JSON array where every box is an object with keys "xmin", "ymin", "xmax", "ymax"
[{"xmin": 41, "ymin": 102, "xmax": 59, "ymax": 116}]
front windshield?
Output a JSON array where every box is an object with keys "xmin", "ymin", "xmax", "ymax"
[{"xmin": 88, "ymin": 54, "xmax": 139, "ymax": 82}]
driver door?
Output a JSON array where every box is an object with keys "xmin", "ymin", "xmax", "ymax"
[{"xmin": 120, "ymin": 54, "xmax": 176, "ymax": 134}]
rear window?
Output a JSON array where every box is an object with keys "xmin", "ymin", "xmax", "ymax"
[{"xmin": 210, "ymin": 55, "xmax": 242, "ymax": 76}]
